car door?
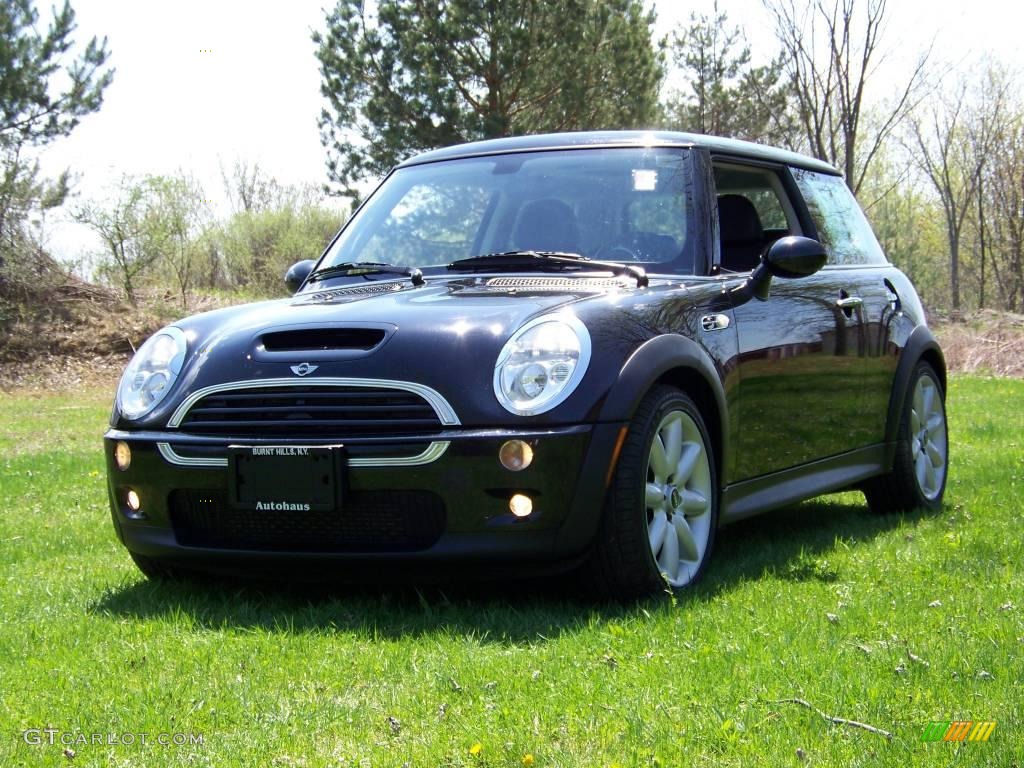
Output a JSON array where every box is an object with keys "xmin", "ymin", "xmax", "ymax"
[
  {"xmin": 714, "ymin": 160, "xmax": 869, "ymax": 481},
  {"xmin": 789, "ymin": 167, "xmax": 898, "ymax": 448}
]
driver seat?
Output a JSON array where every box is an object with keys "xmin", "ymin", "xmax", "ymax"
[
  {"xmin": 718, "ymin": 194, "xmax": 765, "ymax": 272},
  {"xmin": 511, "ymin": 198, "xmax": 581, "ymax": 254}
]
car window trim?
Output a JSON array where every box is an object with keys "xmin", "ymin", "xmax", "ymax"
[{"xmin": 707, "ymin": 154, "xmax": 818, "ymax": 274}]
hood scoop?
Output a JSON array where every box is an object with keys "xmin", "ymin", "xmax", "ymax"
[
  {"xmin": 262, "ymin": 328, "xmax": 387, "ymax": 352},
  {"xmin": 254, "ymin": 323, "xmax": 396, "ymax": 362}
]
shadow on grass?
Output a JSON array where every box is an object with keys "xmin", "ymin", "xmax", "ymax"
[{"xmin": 90, "ymin": 498, "xmax": 935, "ymax": 642}]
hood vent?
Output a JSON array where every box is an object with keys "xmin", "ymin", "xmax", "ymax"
[
  {"xmin": 485, "ymin": 276, "xmax": 627, "ymax": 290},
  {"xmin": 262, "ymin": 328, "xmax": 387, "ymax": 352},
  {"xmin": 295, "ymin": 282, "xmax": 404, "ymax": 304}
]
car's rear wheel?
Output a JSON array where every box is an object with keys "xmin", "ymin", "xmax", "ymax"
[
  {"xmin": 588, "ymin": 386, "xmax": 718, "ymax": 598},
  {"xmin": 864, "ymin": 361, "xmax": 948, "ymax": 513}
]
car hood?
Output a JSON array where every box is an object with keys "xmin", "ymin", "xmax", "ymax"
[{"xmin": 143, "ymin": 276, "xmax": 657, "ymax": 428}]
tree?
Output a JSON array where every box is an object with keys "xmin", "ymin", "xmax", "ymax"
[
  {"xmin": 664, "ymin": 3, "xmax": 791, "ymax": 143},
  {"xmin": 149, "ymin": 175, "xmax": 211, "ymax": 309},
  {"xmin": 216, "ymin": 204, "xmax": 339, "ymax": 296},
  {"xmin": 213, "ymin": 171, "xmax": 341, "ymax": 295},
  {"xmin": 909, "ymin": 68, "xmax": 1011, "ymax": 311},
  {"xmin": 0, "ymin": 0, "xmax": 113, "ymax": 274},
  {"xmin": 763, "ymin": 0, "xmax": 928, "ymax": 194},
  {"xmin": 859, "ymin": 152, "xmax": 947, "ymax": 306},
  {"xmin": 985, "ymin": 114, "xmax": 1024, "ymax": 312},
  {"xmin": 74, "ymin": 177, "xmax": 167, "ymax": 305},
  {"xmin": 220, "ymin": 159, "xmax": 281, "ymax": 214},
  {"xmin": 314, "ymin": 0, "xmax": 663, "ymax": 197}
]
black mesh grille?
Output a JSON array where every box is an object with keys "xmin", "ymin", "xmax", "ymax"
[
  {"xmin": 169, "ymin": 489, "xmax": 445, "ymax": 552},
  {"xmin": 178, "ymin": 386, "xmax": 443, "ymax": 437}
]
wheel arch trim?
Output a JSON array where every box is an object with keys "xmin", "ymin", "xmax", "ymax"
[
  {"xmin": 598, "ymin": 334, "xmax": 729, "ymax": 476},
  {"xmin": 884, "ymin": 324, "xmax": 947, "ymax": 468}
]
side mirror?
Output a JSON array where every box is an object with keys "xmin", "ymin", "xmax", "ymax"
[
  {"xmin": 284, "ymin": 259, "xmax": 316, "ymax": 293},
  {"xmin": 764, "ymin": 236, "xmax": 828, "ymax": 279},
  {"xmin": 732, "ymin": 236, "xmax": 827, "ymax": 303}
]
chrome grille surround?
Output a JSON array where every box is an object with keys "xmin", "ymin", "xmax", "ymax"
[
  {"xmin": 168, "ymin": 377, "xmax": 459, "ymax": 429},
  {"xmin": 160, "ymin": 378, "xmax": 459, "ymax": 468}
]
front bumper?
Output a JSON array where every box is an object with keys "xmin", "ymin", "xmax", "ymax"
[{"xmin": 104, "ymin": 422, "xmax": 627, "ymax": 577}]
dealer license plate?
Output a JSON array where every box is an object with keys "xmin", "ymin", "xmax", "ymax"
[{"xmin": 228, "ymin": 445, "xmax": 343, "ymax": 512}]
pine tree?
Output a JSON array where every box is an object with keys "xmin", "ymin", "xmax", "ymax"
[
  {"xmin": 0, "ymin": 0, "xmax": 113, "ymax": 283},
  {"xmin": 664, "ymin": 3, "xmax": 790, "ymax": 144},
  {"xmin": 313, "ymin": 0, "xmax": 663, "ymax": 197}
]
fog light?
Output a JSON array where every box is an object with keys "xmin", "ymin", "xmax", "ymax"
[
  {"xmin": 499, "ymin": 440, "xmax": 534, "ymax": 471},
  {"xmin": 509, "ymin": 493, "xmax": 533, "ymax": 518},
  {"xmin": 114, "ymin": 441, "xmax": 131, "ymax": 471},
  {"xmin": 126, "ymin": 489, "xmax": 141, "ymax": 512}
]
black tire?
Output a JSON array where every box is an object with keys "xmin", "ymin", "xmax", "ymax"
[
  {"xmin": 129, "ymin": 551, "xmax": 189, "ymax": 581},
  {"xmin": 864, "ymin": 361, "xmax": 948, "ymax": 513},
  {"xmin": 586, "ymin": 385, "xmax": 719, "ymax": 599}
]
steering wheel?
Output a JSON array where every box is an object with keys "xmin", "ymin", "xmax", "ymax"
[{"xmin": 594, "ymin": 243, "xmax": 643, "ymax": 262}]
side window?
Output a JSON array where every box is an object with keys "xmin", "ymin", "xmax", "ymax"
[
  {"xmin": 791, "ymin": 168, "xmax": 887, "ymax": 266},
  {"xmin": 713, "ymin": 163, "xmax": 797, "ymax": 272}
]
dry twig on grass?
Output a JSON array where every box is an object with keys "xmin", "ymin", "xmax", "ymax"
[{"xmin": 774, "ymin": 697, "xmax": 893, "ymax": 740}]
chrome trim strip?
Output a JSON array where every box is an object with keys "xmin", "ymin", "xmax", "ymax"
[
  {"xmin": 166, "ymin": 377, "xmax": 460, "ymax": 428},
  {"xmin": 352, "ymin": 441, "xmax": 450, "ymax": 467},
  {"xmin": 156, "ymin": 441, "xmax": 452, "ymax": 468},
  {"xmin": 157, "ymin": 442, "xmax": 227, "ymax": 467}
]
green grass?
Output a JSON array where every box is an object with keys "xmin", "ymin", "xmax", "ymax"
[{"xmin": 1, "ymin": 377, "xmax": 1021, "ymax": 767}]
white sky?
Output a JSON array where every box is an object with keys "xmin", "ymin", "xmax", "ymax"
[{"xmin": 34, "ymin": 0, "xmax": 1024, "ymax": 263}]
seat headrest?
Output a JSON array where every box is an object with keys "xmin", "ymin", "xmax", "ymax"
[
  {"xmin": 512, "ymin": 198, "xmax": 581, "ymax": 253},
  {"xmin": 718, "ymin": 194, "xmax": 764, "ymax": 243}
]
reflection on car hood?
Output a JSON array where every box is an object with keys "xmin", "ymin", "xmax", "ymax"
[
  {"xmin": 167, "ymin": 276, "xmax": 645, "ymax": 407},
  {"xmin": 125, "ymin": 275, "xmax": 695, "ymax": 429}
]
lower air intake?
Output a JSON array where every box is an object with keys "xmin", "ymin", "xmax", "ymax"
[{"xmin": 169, "ymin": 489, "xmax": 445, "ymax": 552}]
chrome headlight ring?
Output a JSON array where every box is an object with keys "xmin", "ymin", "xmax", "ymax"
[
  {"xmin": 116, "ymin": 326, "xmax": 188, "ymax": 421},
  {"xmin": 493, "ymin": 314, "xmax": 591, "ymax": 416}
]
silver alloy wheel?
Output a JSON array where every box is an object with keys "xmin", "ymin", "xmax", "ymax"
[
  {"xmin": 645, "ymin": 409, "xmax": 713, "ymax": 587},
  {"xmin": 910, "ymin": 373, "xmax": 947, "ymax": 500}
]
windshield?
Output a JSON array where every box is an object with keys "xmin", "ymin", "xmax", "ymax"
[{"xmin": 321, "ymin": 147, "xmax": 695, "ymax": 274}]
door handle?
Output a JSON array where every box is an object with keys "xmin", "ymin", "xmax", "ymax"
[{"xmin": 836, "ymin": 296, "xmax": 862, "ymax": 309}]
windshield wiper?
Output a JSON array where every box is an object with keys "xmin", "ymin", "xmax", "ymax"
[
  {"xmin": 307, "ymin": 262, "xmax": 424, "ymax": 286},
  {"xmin": 447, "ymin": 251, "xmax": 648, "ymax": 287}
]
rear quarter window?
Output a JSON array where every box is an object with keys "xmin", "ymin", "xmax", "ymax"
[{"xmin": 791, "ymin": 168, "xmax": 888, "ymax": 266}]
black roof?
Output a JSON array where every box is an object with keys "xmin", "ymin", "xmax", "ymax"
[{"xmin": 398, "ymin": 130, "xmax": 839, "ymax": 175}]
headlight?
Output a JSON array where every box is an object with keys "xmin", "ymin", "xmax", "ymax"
[
  {"xmin": 116, "ymin": 326, "xmax": 187, "ymax": 420},
  {"xmin": 493, "ymin": 315, "xmax": 591, "ymax": 415}
]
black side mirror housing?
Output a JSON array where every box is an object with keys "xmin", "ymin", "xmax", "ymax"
[
  {"xmin": 763, "ymin": 236, "xmax": 828, "ymax": 279},
  {"xmin": 732, "ymin": 236, "xmax": 827, "ymax": 303},
  {"xmin": 284, "ymin": 259, "xmax": 316, "ymax": 294}
]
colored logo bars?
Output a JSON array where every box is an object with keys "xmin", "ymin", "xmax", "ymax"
[{"xmin": 921, "ymin": 721, "xmax": 996, "ymax": 742}]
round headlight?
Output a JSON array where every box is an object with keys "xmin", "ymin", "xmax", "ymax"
[
  {"xmin": 493, "ymin": 315, "xmax": 591, "ymax": 415},
  {"xmin": 117, "ymin": 326, "xmax": 188, "ymax": 420}
]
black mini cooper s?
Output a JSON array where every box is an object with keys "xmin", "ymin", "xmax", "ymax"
[{"xmin": 105, "ymin": 131, "xmax": 948, "ymax": 597}]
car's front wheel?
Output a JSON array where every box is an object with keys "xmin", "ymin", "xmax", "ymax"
[
  {"xmin": 129, "ymin": 552, "xmax": 189, "ymax": 582},
  {"xmin": 864, "ymin": 361, "xmax": 948, "ymax": 513},
  {"xmin": 588, "ymin": 386, "xmax": 718, "ymax": 598}
]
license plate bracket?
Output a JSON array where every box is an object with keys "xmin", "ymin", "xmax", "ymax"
[{"xmin": 228, "ymin": 445, "xmax": 343, "ymax": 512}]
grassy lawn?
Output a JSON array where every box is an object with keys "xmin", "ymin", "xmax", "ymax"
[{"xmin": 1, "ymin": 377, "xmax": 1021, "ymax": 767}]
